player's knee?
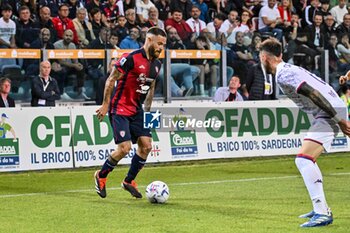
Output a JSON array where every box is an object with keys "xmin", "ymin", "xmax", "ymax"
[
  {"xmin": 140, "ymin": 144, "xmax": 152, "ymax": 155},
  {"xmin": 119, "ymin": 142, "xmax": 132, "ymax": 155}
]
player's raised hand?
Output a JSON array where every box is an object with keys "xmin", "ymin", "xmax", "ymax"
[
  {"xmin": 96, "ymin": 104, "xmax": 108, "ymax": 122},
  {"xmin": 338, "ymin": 119, "xmax": 350, "ymax": 137},
  {"xmin": 339, "ymin": 70, "xmax": 350, "ymax": 85}
]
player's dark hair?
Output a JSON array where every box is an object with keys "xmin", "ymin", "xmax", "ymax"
[
  {"xmin": 260, "ymin": 38, "xmax": 282, "ymax": 57},
  {"xmin": 147, "ymin": 27, "xmax": 167, "ymax": 38}
]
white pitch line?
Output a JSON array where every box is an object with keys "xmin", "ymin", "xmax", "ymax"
[{"xmin": 0, "ymin": 172, "xmax": 349, "ymax": 199}]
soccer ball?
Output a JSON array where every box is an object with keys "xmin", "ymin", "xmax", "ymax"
[{"xmin": 145, "ymin": 181, "xmax": 170, "ymax": 204}]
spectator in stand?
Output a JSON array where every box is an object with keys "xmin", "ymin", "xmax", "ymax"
[
  {"xmin": 278, "ymin": 0, "xmax": 293, "ymax": 27},
  {"xmin": 219, "ymin": 10, "xmax": 242, "ymax": 45},
  {"xmin": 38, "ymin": 0, "xmax": 62, "ymax": 17},
  {"xmin": 165, "ymin": 9, "xmax": 193, "ymax": 47},
  {"xmin": 330, "ymin": 0, "xmax": 348, "ymax": 26},
  {"xmin": 170, "ymin": 0, "xmax": 193, "ymax": 20},
  {"xmin": 39, "ymin": 6, "xmax": 57, "ymax": 43},
  {"xmin": 52, "ymin": 4, "xmax": 79, "ymax": 45},
  {"xmin": 26, "ymin": 28, "xmax": 57, "ymax": 76},
  {"xmin": 0, "ymin": 4, "xmax": 16, "ymax": 49},
  {"xmin": 100, "ymin": 0, "xmax": 122, "ymax": 27},
  {"xmin": 291, "ymin": 0, "xmax": 305, "ymax": 18},
  {"xmin": 136, "ymin": 0, "xmax": 155, "ymax": 25},
  {"xmin": 230, "ymin": 31, "xmax": 254, "ymax": 84},
  {"xmin": 249, "ymin": 33, "xmax": 262, "ymax": 64},
  {"xmin": 87, "ymin": 27, "xmax": 112, "ymax": 93},
  {"xmin": 246, "ymin": 62, "xmax": 277, "ymax": 100},
  {"xmin": 109, "ymin": 31, "xmax": 120, "ymax": 49},
  {"xmin": 0, "ymin": 78, "xmax": 15, "ymax": 108},
  {"xmin": 119, "ymin": 26, "xmax": 141, "ymax": 49},
  {"xmin": 186, "ymin": 5, "xmax": 206, "ymax": 37},
  {"xmin": 323, "ymin": 14, "xmax": 337, "ymax": 46},
  {"xmin": 31, "ymin": 61, "xmax": 60, "ymax": 107},
  {"xmin": 125, "ymin": 8, "xmax": 139, "ymax": 30},
  {"xmin": 337, "ymin": 34, "xmax": 350, "ymax": 71},
  {"xmin": 192, "ymin": 0, "xmax": 208, "ymax": 23},
  {"xmin": 86, "ymin": 0, "xmax": 101, "ymax": 14},
  {"xmin": 319, "ymin": 0, "xmax": 331, "ymax": 19},
  {"xmin": 138, "ymin": 26, "xmax": 148, "ymax": 46},
  {"xmin": 302, "ymin": 0, "xmax": 320, "ymax": 27},
  {"xmin": 155, "ymin": 0, "xmax": 171, "ymax": 21},
  {"xmin": 124, "ymin": 0, "xmax": 136, "ymax": 12},
  {"xmin": 217, "ymin": 0, "xmax": 243, "ymax": 16},
  {"xmin": 90, "ymin": 8, "xmax": 106, "ymax": 39},
  {"xmin": 67, "ymin": 0, "xmax": 83, "ymax": 20},
  {"xmin": 15, "ymin": 0, "xmax": 38, "ymax": 20},
  {"xmin": 213, "ymin": 76, "xmax": 244, "ymax": 102},
  {"xmin": 73, "ymin": 7, "xmax": 95, "ymax": 48},
  {"xmin": 243, "ymin": 0, "xmax": 263, "ymax": 17},
  {"xmin": 240, "ymin": 10, "xmax": 253, "ymax": 33},
  {"xmin": 53, "ymin": 29, "xmax": 85, "ymax": 98},
  {"xmin": 336, "ymin": 13, "xmax": 350, "ymax": 38},
  {"xmin": 326, "ymin": 34, "xmax": 350, "ymax": 76},
  {"xmin": 298, "ymin": 13, "xmax": 325, "ymax": 70},
  {"xmin": 283, "ymin": 12, "xmax": 303, "ymax": 64},
  {"xmin": 259, "ymin": 0, "xmax": 283, "ymax": 41},
  {"xmin": 114, "ymin": 15, "xmax": 128, "ymax": 42},
  {"xmin": 206, "ymin": 13, "xmax": 226, "ymax": 39},
  {"xmin": 15, "ymin": 6, "xmax": 40, "ymax": 49},
  {"xmin": 258, "ymin": 0, "xmax": 283, "ymax": 41},
  {"xmin": 192, "ymin": 35, "xmax": 218, "ymax": 97},
  {"xmin": 144, "ymin": 7, "xmax": 165, "ymax": 29},
  {"xmin": 163, "ymin": 26, "xmax": 197, "ymax": 97}
]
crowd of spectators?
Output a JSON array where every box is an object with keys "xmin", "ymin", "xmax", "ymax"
[{"xmin": 0, "ymin": 0, "xmax": 350, "ymax": 105}]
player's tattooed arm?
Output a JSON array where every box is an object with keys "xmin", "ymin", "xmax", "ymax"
[
  {"xmin": 103, "ymin": 67, "xmax": 122, "ymax": 104},
  {"xmin": 297, "ymin": 82, "xmax": 340, "ymax": 121},
  {"xmin": 96, "ymin": 67, "xmax": 122, "ymax": 121},
  {"xmin": 144, "ymin": 81, "xmax": 156, "ymax": 112}
]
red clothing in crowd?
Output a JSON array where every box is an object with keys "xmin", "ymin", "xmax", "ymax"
[
  {"xmin": 164, "ymin": 18, "xmax": 193, "ymax": 41},
  {"xmin": 278, "ymin": 6, "xmax": 291, "ymax": 22},
  {"xmin": 52, "ymin": 16, "xmax": 79, "ymax": 44}
]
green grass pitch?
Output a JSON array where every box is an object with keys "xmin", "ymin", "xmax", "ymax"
[{"xmin": 0, "ymin": 153, "xmax": 349, "ymax": 233}]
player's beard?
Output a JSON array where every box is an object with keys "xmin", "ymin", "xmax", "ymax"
[
  {"xmin": 264, "ymin": 60, "xmax": 274, "ymax": 75},
  {"xmin": 149, "ymin": 44, "xmax": 161, "ymax": 58}
]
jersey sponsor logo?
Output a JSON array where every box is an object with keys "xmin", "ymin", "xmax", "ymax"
[
  {"xmin": 137, "ymin": 73, "xmax": 153, "ymax": 83},
  {"xmin": 137, "ymin": 74, "xmax": 152, "ymax": 94},
  {"xmin": 144, "ymin": 110, "xmax": 161, "ymax": 129},
  {"xmin": 119, "ymin": 57, "xmax": 127, "ymax": 66},
  {"xmin": 138, "ymin": 65, "xmax": 145, "ymax": 69}
]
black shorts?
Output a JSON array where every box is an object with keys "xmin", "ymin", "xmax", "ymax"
[{"xmin": 109, "ymin": 111, "xmax": 151, "ymax": 144}]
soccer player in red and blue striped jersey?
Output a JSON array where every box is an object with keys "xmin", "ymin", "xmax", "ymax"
[{"xmin": 94, "ymin": 27, "xmax": 167, "ymax": 199}]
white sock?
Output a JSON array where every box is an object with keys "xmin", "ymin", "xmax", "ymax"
[{"xmin": 295, "ymin": 157, "xmax": 329, "ymax": 215}]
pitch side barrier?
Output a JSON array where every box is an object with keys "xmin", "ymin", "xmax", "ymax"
[{"xmin": 0, "ymin": 100, "xmax": 348, "ymax": 172}]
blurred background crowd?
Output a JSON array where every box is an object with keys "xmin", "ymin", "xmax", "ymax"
[{"xmin": 1, "ymin": 0, "xmax": 350, "ymax": 107}]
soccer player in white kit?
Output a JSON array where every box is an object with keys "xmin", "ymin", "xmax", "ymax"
[{"xmin": 259, "ymin": 38, "xmax": 350, "ymax": 228}]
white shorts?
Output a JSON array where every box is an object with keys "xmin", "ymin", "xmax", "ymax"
[{"xmin": 304, "ymin": 117, "xmax": 339, "ymax": 152}]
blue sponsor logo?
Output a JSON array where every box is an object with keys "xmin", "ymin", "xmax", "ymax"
[
  {"xmin": 144, "ymin": 110, "xmax": 161, "ymax": 129},
  {"xmin": 331, "ymin": 136, "xmax": 347, "ymax": 148}
]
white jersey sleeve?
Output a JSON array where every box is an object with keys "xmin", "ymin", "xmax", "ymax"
[{"xmin": 275, "ymin": 62, "xmax": 346, "ymax": 118}]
